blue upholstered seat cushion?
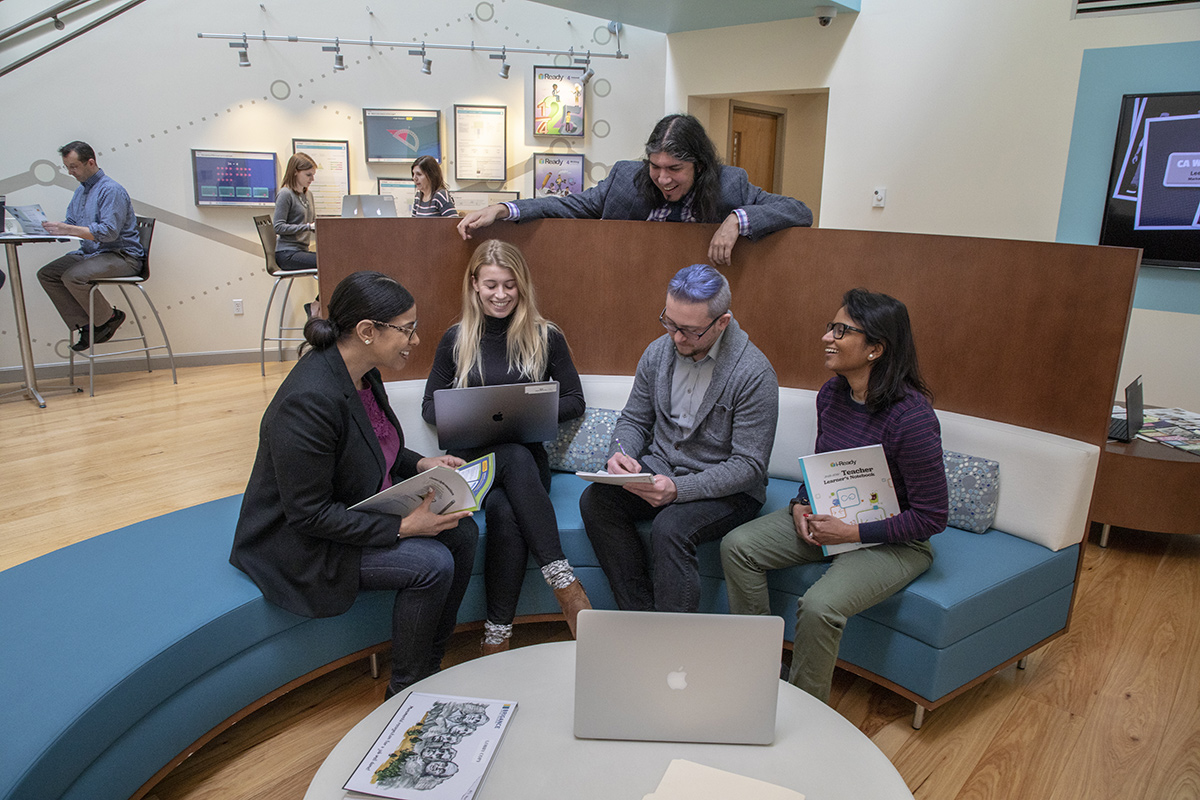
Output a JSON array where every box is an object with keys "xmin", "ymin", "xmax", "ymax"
[
  {"xmin": 545, "ymin": 407, "xmax": 620, "ymax": 473},
  {"xmin": 943, "ymin": 450, "xmax": 1001, "ymax": 533}
]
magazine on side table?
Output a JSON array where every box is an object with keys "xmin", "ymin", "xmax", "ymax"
[{"xmin": 343, "ymin": 692, "xmax": 517, "ymax": 800}]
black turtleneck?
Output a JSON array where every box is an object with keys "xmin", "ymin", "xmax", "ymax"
[{"xmin": 421, "ymin": 314, "xmax": 585, "ymax": 425}]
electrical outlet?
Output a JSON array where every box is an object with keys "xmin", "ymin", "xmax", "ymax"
[
  {"xmin": 233, "ymin": 299, "xmax": 244, "ymax": 315},
  {"xmin": 872, "ymin": 188, "xmax": 887, "ymax": 208}
]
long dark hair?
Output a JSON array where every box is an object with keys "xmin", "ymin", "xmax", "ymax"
[
  {"xmin": 842, "ymin": 288, "xmax": 932, "ymax": 412},
  {"xmin": 633, "ymin": 114, "xmax": 724, "ymax": 223},
  {"xmin": 412, "ymin": 155, "xmax": 447, "ymax": 195},
  {"xmin": 303, "ymin": 271, "xmax": 414, "ymax": 353}
]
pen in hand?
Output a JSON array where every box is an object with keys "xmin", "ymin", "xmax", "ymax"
[{"xmin": 615, "ymin": 438, "xmax": 629, "ymax": 457}]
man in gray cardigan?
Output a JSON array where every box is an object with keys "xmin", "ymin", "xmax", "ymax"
[{"xmin": 580, "ymin": 264, "xmax": 779, "ymax": 612}]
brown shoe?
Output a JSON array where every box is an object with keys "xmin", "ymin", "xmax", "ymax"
[
  {"xmin": 553, "ymin": 579, "xmax": 592, "ymax": 639},
  {"xmin": 481, "ymin": 636, "xmax": 511, "ymax": 657}
]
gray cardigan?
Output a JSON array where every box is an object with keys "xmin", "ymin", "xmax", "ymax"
[{"xmin": 611, "ymin": 317, "xmax": 779, "ymax": 504}]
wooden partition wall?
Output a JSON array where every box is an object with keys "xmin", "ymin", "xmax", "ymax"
[{"xmin": 316, "ymin": 217, "xmax": 1141, "ymax": 448}]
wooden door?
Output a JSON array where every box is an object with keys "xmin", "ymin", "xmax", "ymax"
[{"xmin": 730, "ymin": 107, "xmax": 779, "ymax": 192}]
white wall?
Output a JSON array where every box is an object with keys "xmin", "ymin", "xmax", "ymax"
[
  {"xmin": 0, "ymin": 0, "xmax": 665, "ymax": 372},
  {"xmin": 665, "ymin": 0, "xmax": 1200, "ymax": 409}
]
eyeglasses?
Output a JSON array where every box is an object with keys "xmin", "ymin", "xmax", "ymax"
[
  {"xmin": 660, "ymin": 308, "xmax": 723, "ymax": 341},
  {"xmin": 825, "ymin": 322, "xmax": 868, "ymax": 340},
  {"xmin": 373, "ymin": 320, "xmax": 418, "ymax": 339}
]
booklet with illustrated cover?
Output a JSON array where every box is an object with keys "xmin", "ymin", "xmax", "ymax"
[
  {"xmin": 799, "ymin": 445, "xmax": 898, "ymax": 556},
  {"xmin": 350, "ymin": 453, "xmax": 495, "ymax": 517},
  {"xmin": 343, "ymin": 692, "xmax": 517, "ymax": 800}
]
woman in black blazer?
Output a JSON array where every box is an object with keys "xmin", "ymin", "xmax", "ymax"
[{"xmin": 231, "ymin": 271, "xmax": 478, "ymax": 697}]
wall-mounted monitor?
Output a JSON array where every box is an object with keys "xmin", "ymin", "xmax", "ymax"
[
  {"xmin": 1099, "ymin": 91, "xmax": 1200, "ymax": 270},
  {"xmin": 364, "ymin": 109, "xmax": 441, "ymax": 162},
  {"xmin": 191, "ymin": 149, "xmax": 277, "ymax": 207}
]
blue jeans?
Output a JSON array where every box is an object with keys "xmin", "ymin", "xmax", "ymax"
[
  {"xmin": 580, "ymin": 483, "xmax": 761, "ymax": 612},
  {"xmin": 359, "ymin": 518, "xmax": 477, "ymax": 692}
]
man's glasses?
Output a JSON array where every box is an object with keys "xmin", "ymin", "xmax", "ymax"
[
  {"xmin": 825, "ymin": 321, "xmax": 868, "ymax": 340},
  {"xmin": 660, "ymin": 308, "xmax": 722, "ymax": 341},
  {"xmin": 373, "ymin": 320, "xmax": 418, "ymax": 339}
]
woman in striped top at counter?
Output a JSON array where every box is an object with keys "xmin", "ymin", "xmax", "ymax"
[{"xmin": 411, "ymin": 156, "xmax": 456, "ymax": 218}]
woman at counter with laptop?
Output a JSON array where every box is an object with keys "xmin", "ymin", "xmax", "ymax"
[
  {"xmin": 231, "ymin": 271, "xmax": 478, "ymax": 700},
  {"xmin": 422, "ymin": 239, "xmax": 591, "ymax": 655},
  {"xmin": 410, "ymin": 156, "xmax": 457, "ymax": 218},
  {"xmin": 720, "ymin": 288, "xmax": 949, "ymax": 703}
]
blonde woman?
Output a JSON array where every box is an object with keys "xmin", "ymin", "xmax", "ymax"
[{"xmin": 422, "ymin": 240, "xmax": 590, "ymax": 654}]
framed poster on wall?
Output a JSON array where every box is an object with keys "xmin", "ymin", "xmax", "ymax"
[
  {"xmin": 378, "ymin": 177, "xmax": 416, "ymax": 218},
  {"xmin": 454, "ymin": 105, "xmax": 507, "ymax": 183},
  {"xmin": 533, "ymin": 66, "xmax": 584, "ymax": 137},
  {"xmin": 364, "ymin": 109, "xmax": 441, "ymax": 162},
  {"xmin": 533, "ymin": 153, "xmax": 584, "ymax": 198},
  {"xmin": 292, "ymin": 139, "xmax": 350, "ymax": 217}
]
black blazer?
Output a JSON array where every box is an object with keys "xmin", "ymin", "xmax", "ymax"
[{"xmin": 231, "ymin": 345, "xmax": 428, "ymax": 618}]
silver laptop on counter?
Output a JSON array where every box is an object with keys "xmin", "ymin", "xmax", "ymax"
[
  {"xmin": 573, "ymin": 609, "xmax": 784, "ymax": 745},
  {"xmin": 340, "ymin": 194, "xmax": 397, "ymax": 218}
]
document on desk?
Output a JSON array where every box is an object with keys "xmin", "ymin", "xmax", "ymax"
[
  {"xmin": 643, "ymin": 759, "xmax": 805, "ymax": 800},
  {"xmin": 6, "ymin": 204, "xmax": 51, "ymax": 235},
  {"xmin": 343, "ymin": 692, "xmax": 517, "ymax": 800}
]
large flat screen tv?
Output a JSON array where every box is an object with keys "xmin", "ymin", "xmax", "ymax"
[
  {"xmin": 1099, "ymin": 92, "xmax": 1200, "ymax": 270},
  {"xmin": 363, "ymin": 109, "xmax": 441, "ymax": 163},
  {"xmin": 191, "ymin": 149, "xmax": 277, "ymax": 207}
]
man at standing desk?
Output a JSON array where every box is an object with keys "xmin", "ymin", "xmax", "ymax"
[
  {"xmin": 579, "ymin": 264, "xmax": 779, "ymax": 612},
  {"xmin": 456, "ymin": 114, "xmax": 812, "ymax": 265},
  {"xmin": 37, "ymin": 141, "xmax": 143, "ymax": 352}
]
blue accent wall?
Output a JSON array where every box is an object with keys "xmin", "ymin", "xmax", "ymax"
[{"xmin": 1057, "ymin": 40, "xmax": 1200, "ymax": 315}]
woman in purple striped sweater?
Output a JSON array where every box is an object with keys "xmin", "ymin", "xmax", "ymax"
[{"xmin": 721, "ymin": 288, "xmax": 949, "ymax": 703}]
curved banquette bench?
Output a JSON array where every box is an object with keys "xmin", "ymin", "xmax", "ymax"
[{"xmin": 0, "ymin": 374, "xmax": 1097, "ymax": 800}]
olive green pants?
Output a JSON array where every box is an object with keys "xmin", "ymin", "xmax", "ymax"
[{"xmin": 720, "ymin": 507, "xmax": 933, "ymax": 703}]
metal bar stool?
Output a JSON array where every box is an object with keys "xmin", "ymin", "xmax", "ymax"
[
  {"xmin": 254, "ymin": 214, "xmax": 317, "ymax": 376},
  {"xmin": 68, "ymin": 216, "xmax": 177, "ymax": 396}
]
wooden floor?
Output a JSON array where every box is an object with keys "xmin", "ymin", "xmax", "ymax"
[{"xmin": 3, "ymin": 364, "xmax": 1199, "ymax": 800}]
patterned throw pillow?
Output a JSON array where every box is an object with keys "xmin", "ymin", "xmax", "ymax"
[
  {"xmin": 943, "ymin": 450, "xmax": 1000, "ymax": 533},
  {"xmin": 545, "ymin": 408, "xmax": 621, "ymax": 473}
]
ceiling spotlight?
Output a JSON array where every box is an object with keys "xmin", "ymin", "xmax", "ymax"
[
  {"xmin": 490, "ymin": 47, "xmax": 509, "ymax": 79},
  {"xmin": 229, "ymin": 36, "xmax": 250, "ymax": 67},
  {"xmin": 409, "ymin": 44, "xmax": 431, "ymax": 75},
  {"xmin": 52, "ymin": 15, "xmax": 66, "ymax": 31},
  {"xmin": 323, "ymin": 39, "xmax": 346, "ymax": 71},
  {"xmin": 575, "ymin": 53, "xmax": 593, "ymax": 85}
]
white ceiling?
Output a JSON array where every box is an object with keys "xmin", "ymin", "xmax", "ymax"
[{"xmin": 525, "ymin": 0, "xmax": 859, "ymax": 34}]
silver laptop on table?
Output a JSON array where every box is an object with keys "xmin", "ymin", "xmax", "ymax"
[
  {"xmin": 433, "ymin": 381, "xmax": 559, "ymax": 451},
  {"xmin": 573, "ymin": 609, "xmax": 785, "ymax": 745},
  {"xmin": 340, "ymin": 194, "xmax": 397, "ymax": 218}
]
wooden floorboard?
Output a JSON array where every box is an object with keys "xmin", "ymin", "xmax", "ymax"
[{"xmin": 4, "ymin": 363, "xmax": 1199, "ymax": 800}]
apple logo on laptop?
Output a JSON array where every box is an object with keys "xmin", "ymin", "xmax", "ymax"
[
  {"xmin": 667, "ymin": 668, "xmax": 688, "ymax": 690},
  {"xmin": 492, "ymin": 412, "xmax": 504, "ymax": 422}
]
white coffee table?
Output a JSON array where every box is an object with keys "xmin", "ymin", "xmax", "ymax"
[{"xmin": 305, "ymin": 641, "xmax": 913, "ymax": 799}]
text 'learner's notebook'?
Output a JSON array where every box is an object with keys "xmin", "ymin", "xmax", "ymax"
[
  {"xmin": 433, "ymin": 381, "xmax": 559, "ymax": 451},
  {"xmin": 573, "ymin": 610, "xmax": 784, "ymax": 745}
]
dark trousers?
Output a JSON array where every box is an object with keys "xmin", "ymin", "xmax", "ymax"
[
  {"xmin": 455, "ymin": 442, "xmax": 564, "ymax": 625},
  {"xmin": 579, "ymin": 483, "xmax": 762, "ymax": 612},
  {"xmin": 359, "ymin": 517, "xmax": 477, "ymax": 692},
  {"xmin": 275, "ymin": 248, "xmax": 317, "ymax": 271}
]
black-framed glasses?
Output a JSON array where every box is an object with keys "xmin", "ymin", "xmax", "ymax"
[
  {"xmin": 825, "ymin": 321, "xmax": 868, "ymax": 340},
  {"xmin": 660, "ymin": 308, "xmax": 723, "ymax": 341},
  {"xmin": 373, "ymin": 320, "xmax": 418, "ymax": 339}
]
